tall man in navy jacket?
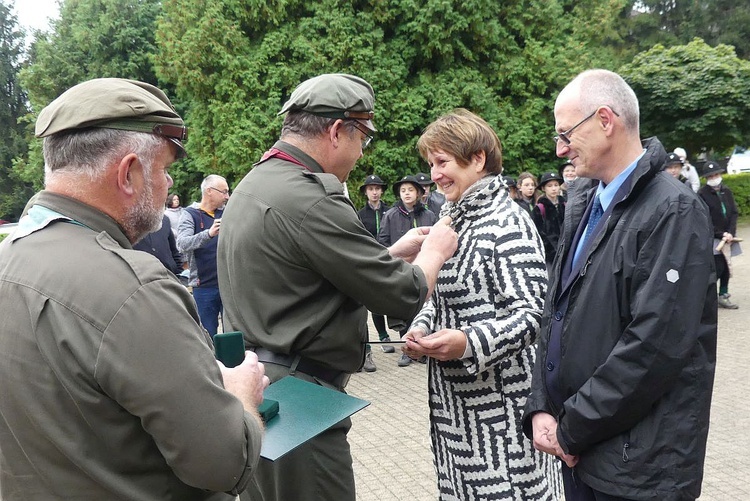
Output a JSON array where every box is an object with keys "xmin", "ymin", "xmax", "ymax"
[{"xmin": 523, "ymin": 69, "xmax": 717, "ymax": 501}]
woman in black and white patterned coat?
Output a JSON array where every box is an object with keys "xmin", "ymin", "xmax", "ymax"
[{"xmin": 405, "ymin": 109, "xmax": 562, "ymax": 500}]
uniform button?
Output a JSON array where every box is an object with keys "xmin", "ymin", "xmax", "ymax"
[
  {"xmin": 554, "ymin": 311, "xmax": 563, "ymax": 321},
  {"xmin": 546, "ymin": 362, "xmax": 555, "ymax": 371}
]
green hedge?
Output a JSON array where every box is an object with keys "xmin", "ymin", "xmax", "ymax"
[{"xmin": 717, "ymin": 174, "xmax": 750, "ymax": 216}]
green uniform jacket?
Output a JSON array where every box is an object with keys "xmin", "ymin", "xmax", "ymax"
[
  {"xmin": 0, "ymin": 192, "xmax": 263, "ymax": 501},
  {"xmin": 218, "ymin": 141, "xmax": 428, "ymax": 373}
]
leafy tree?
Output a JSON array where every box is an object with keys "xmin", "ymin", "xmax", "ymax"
[
  {"xmin": 0, "ymin": 0, "xmax": 34, "ymax": 221},
  {"xmin": 620, "ymin": 39, "xmax": 750, "ymax": 156},
  {"xmin": 618, "ymin": 1, "xmax": 750, "ymax": 60},
  {"xmin": 155, "ymin": 0, "xmax": 623, "ymax": 202},
  {"xmin": 13, "ymin": 0, "xmax": 207, "ymax": 197}
]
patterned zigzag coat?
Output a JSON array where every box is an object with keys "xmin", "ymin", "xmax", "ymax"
[{"xmin": 410, "ymin": 175, "xmax": 562, "ymax": 500}]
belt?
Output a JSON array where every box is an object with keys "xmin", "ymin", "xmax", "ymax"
[{"xmin": 252, "ymin": 347, "xmax": 350, "ymax": 388}]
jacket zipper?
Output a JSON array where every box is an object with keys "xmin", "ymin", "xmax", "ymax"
[{"xmin": 622, "ymin": 432, "xmax": 631, "ymax": 462}]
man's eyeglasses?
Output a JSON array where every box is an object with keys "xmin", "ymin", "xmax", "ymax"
[
  {"xmin": 208, "ymin": 187, "xmax": 230, "ymax": 196},
  {"xmin": 350, "ymin": 121, "xmax": 374, "ymax": 150},
  {"xmin": 553, "ymin": 107, "xmax": 620, "ymax": 146}
]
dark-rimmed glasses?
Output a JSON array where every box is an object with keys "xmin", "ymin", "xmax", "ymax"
[
  {"xmin": 350, "ymin": 121, "xmax": 374, "ymax": 150},
  {"xmin": 553, "ymin": 108, "xmax": 620, "ymax": 146},
  {"xmin": 208, "ymin": 187, "xmax": 230, "ymax": 196}
]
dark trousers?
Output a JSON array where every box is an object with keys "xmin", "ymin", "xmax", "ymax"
[
  {"xmin": 192, "ymin": 286, "xmax": 222, "ymax": 337},
  {"xmin": 371, "ymin": 312, "xmax": 388, "ymax": 339},
  {"xmin": 561, "ymin": 463, "xmax": 634, "ymax": 501},
  {"xmin": 715, "ymin": 254, "xmax": 730, "ymax": 294}
]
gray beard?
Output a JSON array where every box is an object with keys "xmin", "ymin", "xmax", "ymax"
[{"xmin": 125, "ymin": 180, "xmax": 164, "ymax": 244}]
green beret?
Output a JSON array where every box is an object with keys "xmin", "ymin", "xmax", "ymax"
[
  {"xmin": 35, "ymin": 78, "xmax": 187, "ymax": 157},
  {"xmin": 278, "ymin": 73, "xmax": 376, "ymax": 131}
]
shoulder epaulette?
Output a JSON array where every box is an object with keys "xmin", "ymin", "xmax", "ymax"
[{"xmin": 304, "ymin": 171, "xmax": 345, "ymax": 196}]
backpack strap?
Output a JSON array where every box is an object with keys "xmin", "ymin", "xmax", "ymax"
[{"xmin": 536, "ymin": 202, "xmax": 546, "ymax": 219}]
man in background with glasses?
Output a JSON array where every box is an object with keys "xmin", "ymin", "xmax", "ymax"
[
  {"xmin": 524, "ymin": 69, "xmax": 717, "ymax": 501},
  {"xmin": 178, "ymin": 174, "xmax": 231, "ymax": 337},
  {"xmin": 218, "ymin": 73, "xmax": 458, "ymax": 501}
]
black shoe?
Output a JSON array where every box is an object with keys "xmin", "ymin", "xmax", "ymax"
[
  {"xmin": 398, "ymin": 354, "xmax": 412, "ymax": 367},
  {"xmin": 380, "ymin": 336, "xmax": 395, "ymax": 353}
]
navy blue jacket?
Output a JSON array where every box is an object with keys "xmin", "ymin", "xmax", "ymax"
[{"xmin": 133, "ymin": 215, "xmax": 183, "ymax": 275}]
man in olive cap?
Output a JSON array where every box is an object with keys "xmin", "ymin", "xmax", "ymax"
[
  {"xmin": 0, "ymin": 78, "xmax": 268, "ymax": 500},
  {"xmin": 218, "ymin": 73, "xmax": 458, "ymax": 501}
]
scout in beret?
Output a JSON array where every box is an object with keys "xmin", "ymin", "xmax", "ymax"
[
  {"xmin": 392, "ymin": 175, "xmax": 425, "ymax": 198},
  {"xmin": 356, "ymin": 174, "xmax": 396, "ymax": 358},
  {"xmin": 537, "ymin": 171, "xmax": 564, "ymax": 190},
  {"xmin": 663, "ymin": 152, "xmax": 689, "ymax": 184},
  {"xmin": 414, "ymin": 172, "xmax": 446, "ymax": 215},
  {"xmin": 698, "ymin": 160, "xmax": 740, "ymax": 309},
  {"xmin": 532, "ymin": 171, "xmax": 566, "ymax": 266},
  {"xmin": 358, "ymin": 174, "xmax": 387, "ymax": 193}
]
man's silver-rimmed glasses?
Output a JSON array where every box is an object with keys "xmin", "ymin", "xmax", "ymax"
[{"xmin": 553, "ymin": 108, "xmax": 620, "ymax": 145}]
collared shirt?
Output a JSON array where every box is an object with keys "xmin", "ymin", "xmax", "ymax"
[
  {"xmin": 573, "ymin": 150, "xmax": 645, "ymax": 264},
  {"xmin": 0, "ymin": 191, "xmax": 261, "ymax": 499}
]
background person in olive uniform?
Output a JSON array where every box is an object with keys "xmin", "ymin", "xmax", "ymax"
[
  {"xmin": 0, "ymin": 78, "xmax": 268, "ymax": 500},
  {"xmin": 357, "ymin": 174, "xmax": 396, "ymax": 368},
  {"xmin": 218, "ymin": 73, "xmax": 458, "ymax": 501}
]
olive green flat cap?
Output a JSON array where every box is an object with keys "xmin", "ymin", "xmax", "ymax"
[
  {"xmin": 278, "ymin": 73, "xmax": 376, "ymax": 131},
  {"xmin": 35, "ymin": 78, "xmax": 187, "ymax": 157}
]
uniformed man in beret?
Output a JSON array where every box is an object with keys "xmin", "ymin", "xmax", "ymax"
[
  {"xmin": 218, "ymin": 73, "xmax": 458, "ymax": 501},
  {"xmin": 0, "ymin": 78, "xmax": 268, "ymax": 500}
]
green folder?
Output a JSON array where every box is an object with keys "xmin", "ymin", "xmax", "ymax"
[{"xmin": 260, "ymin": 376, "xmax": 370, "ymax": 461}]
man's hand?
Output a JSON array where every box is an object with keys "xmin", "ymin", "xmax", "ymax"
[
  {"xmin": 405, "ymin": 217, "xmax": 457, "ymax": 297},
  {"xmin": 388, "ymin": 227, "xmax": 428, "ymax": 263},
  {"xmin": 403, "ymin": 328, "xmax": 466, "ymax": 361},
  {"xmin": 219, "ymin": 351, "xmax": 270, "ymax": 411},
  {"xmin": 421, "ymin": 217, "xmax": 458, "ymax": 262},
  {"xmin": 388, "ymin": 216, "xmax": 457, "ymax": 263},
  {"xmin": 208, "ymin": 218, "xmax": 221, "ymax": 238},
  {"xmin": 531, "ymin": 412, "xmax": 579, "ymax": 468}
]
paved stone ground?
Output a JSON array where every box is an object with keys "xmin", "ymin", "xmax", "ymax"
[
  {"xmin": 2, "ymin": 231, "xmax": 748, "ymax": 500},
  {"xmin": 348, "ymin": 225, "xmax": 750, "ymax": 501}
]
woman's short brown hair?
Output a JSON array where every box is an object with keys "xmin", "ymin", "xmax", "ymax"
[{"xmin": 417, "ymin": 108, "xmax": 503, "ymax": 174}]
